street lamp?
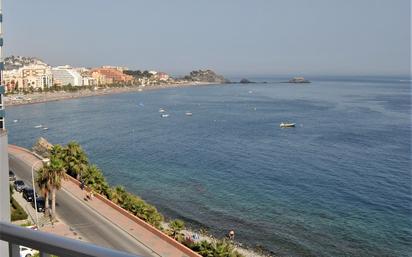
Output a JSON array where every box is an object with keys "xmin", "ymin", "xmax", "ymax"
[{"xmin": 31, "ymin": 158, "xmax": 50, "ymax": 228}]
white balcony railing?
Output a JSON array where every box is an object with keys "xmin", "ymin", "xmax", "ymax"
[{"xmin": 0, "ymin": 221, "xmax": 143, "ymax": 257}]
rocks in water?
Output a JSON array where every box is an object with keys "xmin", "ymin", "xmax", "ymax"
[
  {"xmin": 184, "ymin": 70, "xmax": 230, "ymax": 84},
  {"xmin": 239, "ymin": 78, "xmax": 255, "ymax": 84},
  {"xmin": 32, "ymin": 137, "xmax": 53, "ymax": 158}
]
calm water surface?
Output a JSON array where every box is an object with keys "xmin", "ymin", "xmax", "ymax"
[{"xmin": 7, "ymin": 78, "xmax": 412, "ymax": 257}]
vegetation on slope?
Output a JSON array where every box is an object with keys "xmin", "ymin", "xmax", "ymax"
[{"xmin": 10, "ymin": 185, "xmax": 28, "ymax": 221}]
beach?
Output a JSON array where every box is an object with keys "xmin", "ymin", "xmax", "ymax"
[{"xmin": 4, "ymin": 82, "xmax": 214, "ymax": 107}]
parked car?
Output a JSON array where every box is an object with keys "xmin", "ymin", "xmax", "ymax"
[
  {"xmin": 22, "ymin": 188, "xmax": 36, "ymax": 202},
  {"xmin": 13, "ymin": 180, "xmax": 25, "ymax": 192},
  {"xmin": 31, "ymin": 197, "xmax": 45, "ymax": 212},
  {"xmin": 9, "ymin": 170, "xmax": 16, "ymax": 181},
  {"xmin": 19, "ymin": 245, "xmax": 38, "ymax": 257}
]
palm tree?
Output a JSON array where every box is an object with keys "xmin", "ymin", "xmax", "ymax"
[
  {"xmin": 64, "ymin": 141, "xmax": 89, "ymax": 180},
  {"xmin": 40, "ymin": 157, "xmax": 66, "ymax": 219},
  {"xmin": 83, "ymin": 165, "xmax": 110, "ymax": 197},
  {"xmin": 197, "ymin": 240, "xmax": 215, "ymax": 257},
  {"xmin": 213, "ymin": 239, "xmax": 235, "ymax": 257},
  {"xmin": 109, "ymin": 186, "xmax": 127, "ymax": 204},
  {"xmin": 50, "ymin": 144, "xmax": 66, "ymax": 160},
  {"xmin": 36, "ymin": 167, "xmax": 52, "ymax": 214},
  {"xmin": 168, "ymin": 219, "xmax": 185, "ymax": 240}
]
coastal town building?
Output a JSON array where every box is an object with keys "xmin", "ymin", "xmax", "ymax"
[
  {"xmin": 82, "ymin": 76, "xmax": 97, "ymax": 86},
  {"xmin": 2, "ymin": 64, "xmax": 52, "ymax": 92},
  {"xmin": 2, "ymin": 69, "xmax": 23, "ymax": 92},
  {"xmin": 91, "ymin": 71, "xmax": 113, "ymax": 85},
  {"xmin": 91, "ymin": 67, "xmax": 133, "ymax": 84},
  {"xmin": 101, "ymin": 65, "xmax": 129, "ymax": 72},
  {"xmin": 21, "ymin": 64, "xmax": 53, "ymax": 90},
  {"xmin": 155, "ymin": 72, "xmax": 170, "ymax": 81},
  {"xmin": 52, "ymin": 66, "xmax": 83, "ymax": 86}
]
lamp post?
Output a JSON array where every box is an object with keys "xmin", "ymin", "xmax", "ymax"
[{"xmin": 31, "ymin": 158, "xmax": 50, "ymax": 228}]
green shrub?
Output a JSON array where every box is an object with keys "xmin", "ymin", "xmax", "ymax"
[
  {"xmin": 11, "ymin": 197, "xmax": 28, "ymax": 221},
  {"xmin": 186, "ymin": 239, "xmax": 244, "ymax": 257}
]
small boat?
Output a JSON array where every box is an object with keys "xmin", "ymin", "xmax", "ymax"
[
  {"xmin": 160, "ymin": 114, "xmax": 169, "ymax": 118},
  {"xmin": 34, "ymin": 125, "xmax": 43, "ymax": 128},
  {"xmin": 42, "ymin": 127, "xmax": 49, "ymax": 131},
  {"xmin": 288, "ymin": 77, "xmax": 311, "ymax": 83},
  {"xmin": 13, "ymin": 120, "xmax": 18, "ymax": 123},
  {"xmin": 185, "ymin": 112, "xmax": 193, "ymax": 116},
  {"xmin": 159, "ymin": 108, "xmax": 166, "ymax": 113},
  {"xmin": 280, "ymin": 122, "xmax": 296, "ymax": 128}
]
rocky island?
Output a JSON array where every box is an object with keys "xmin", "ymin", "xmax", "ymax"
[
  {"xmin": 239, "ymin": 78, "xmax": 255, "ymax": 84},
  {"xmin": 183, "ymin": 69, "xmax": 230, "ymax": 84}
]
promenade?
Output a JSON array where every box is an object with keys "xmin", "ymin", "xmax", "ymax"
[{"xmin": 8, "ymin": 144, "xmax": 200, "ymax": 257}]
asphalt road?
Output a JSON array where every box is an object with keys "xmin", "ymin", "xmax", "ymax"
[{"xmin": 9, "ymin": 152, "xmax": 158, "ymax": 257}]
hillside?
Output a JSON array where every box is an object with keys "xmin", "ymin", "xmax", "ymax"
[{"xmin": 4, "ymin": 56, "xmax": 47, "ymax": 70}]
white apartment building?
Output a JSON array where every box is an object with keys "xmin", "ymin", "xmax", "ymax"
[
  {"xmin": 52, "ymin": 66, "xmax": 83, "ymax": 86},
  {"xmin": 82, "ymin": 76, "xmax": 97, "ymax": 86}
]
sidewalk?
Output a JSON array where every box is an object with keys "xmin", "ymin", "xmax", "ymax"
[
  {"xmin": 12, "ymin": 188, "xmax": 85, "ymax": 241},
  {"xmin": 9, "ymin": 145, "xmax": 200, "ymax": 257}
]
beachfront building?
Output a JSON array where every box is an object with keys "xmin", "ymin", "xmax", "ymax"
[
  {"xmin": 82, "ymin": 76, "xmax": 97, "ymax": 86},
  {"xmin": 52, "ymin": 65, "xmax": 83, "ymax": 86},
  {"xmin": 3, "ymin": 64, "xmax": 53, "ymax": 92},
  {"xmin": 91, "ymin": 67, "xmax": 133, "ymax": 85},
  {"xmin": 21, "ymin": 64, "xmax": 53, "ymax": 90},
  {"xmin": 91, "ymin": 70, "xmax": 113, "ymax": 85},
  {"xmin": 155, "ymin": 72, "xmax": 170, "ymax": 81},
  {"xmin": 2, "ymin": 69, "xmax": 23, "ymax": 92}
]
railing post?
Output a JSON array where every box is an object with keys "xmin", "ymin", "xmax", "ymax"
[{"xmin": 8, "ymin": 243, "xmax": 19, "ymax": 257}]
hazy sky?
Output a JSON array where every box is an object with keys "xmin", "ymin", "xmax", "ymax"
[{"xmin": 4, "ymin": 0, "xmax": 411, "ymax": 76}]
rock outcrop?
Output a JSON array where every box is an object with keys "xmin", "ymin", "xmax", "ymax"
[
  {"xmin": 184, "ymin": 70, "xmax": 229, "ymax": 83},
  {"xmin": 32, "ymin": 137, "xmax": 53, "ymax": 158}
]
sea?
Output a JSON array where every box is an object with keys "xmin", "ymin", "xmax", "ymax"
[{"xmin": 6, "ymin": 77, "xmax": 412, "ymax": 257}]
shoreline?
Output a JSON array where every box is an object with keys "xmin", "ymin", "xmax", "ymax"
[
  {"xmin": 5, "ymin": 81, "xmax": 218, "ymax": 107},
  {"xmin": 11, "ymin": 143, "xmax": 269, "ymax": 257}
]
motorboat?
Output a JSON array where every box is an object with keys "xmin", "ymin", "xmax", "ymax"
[
  {"xmin": 42, "ymin": 127, "xmax": 49, "ymax": 131},
  {"xmin": 288, "ymin": 77, "xmax": 311, "ymax": 83},
  {"xmin": 34, "ymin": 125, "xmax": 43, "ymax": 128},
  {"xmin": 280, "ymin": 122, "xmax": 296, "ymax": 128},
  {"xmin": 160, "ymin": 114, "xmax": 169, "ymax": 118},
  {"xmin": 159, "ymin": 108, "xmax": 166, "ymax": 113},
  {"xmin": 185, "ymin": 112, "xmax": 193, "ymax": 116}
]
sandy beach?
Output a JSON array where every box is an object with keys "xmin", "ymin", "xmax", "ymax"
[{"xmin": 4, "ymin": 82, "xmax": 215, "ymax": 107}]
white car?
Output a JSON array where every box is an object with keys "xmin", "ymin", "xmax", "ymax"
[{"xmin": 20, "ymin": 246, "xmax": 38, "ymax": 257}]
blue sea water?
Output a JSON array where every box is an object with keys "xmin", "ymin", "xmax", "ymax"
[{"xmin": 6, "ymin": 77, "xmax": 412, "ymax": 257}]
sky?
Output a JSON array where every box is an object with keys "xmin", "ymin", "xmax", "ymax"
[{"xmin": 4, "ymin": 0, "xmax": 411, "ymax": 77}]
